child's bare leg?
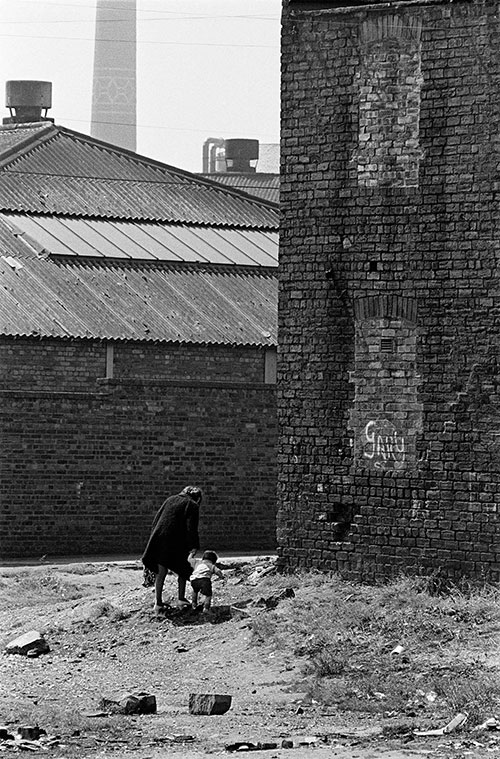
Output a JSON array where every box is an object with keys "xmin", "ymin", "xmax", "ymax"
[
  {"xmin": 191, "ymin": 588, "xmax": 198, "ymax": 609},
  {"xmin": 202, "ymin": 594, "xmax": 212, "ymax": 612}
]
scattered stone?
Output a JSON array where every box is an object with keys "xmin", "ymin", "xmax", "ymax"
[
  {"xmin": 281, "ymin": 739, "xmax": 294, "ymax": 748},
  {"xmin": 414, "ymin": 712, "xmax": 468, "ymax": 737},
  {"xmin": 151, "ymin": 733, "xmax": 195, "ymax": 744},
  {"xmin": 16, "ymin": 739, "xmax": 41, "ymax": 751},
  {"xmin": 256, "ymin": 741, "xmax": 278, "ymax": 749},
  {"xmin": 226, "ymin": 741, "xmax": 257, "ymax": 752},
  {"xmin": 246, "ymin": 564, "xmax": 275, "ymax": 584},
  {"xmin": 82, "ymin": 711, "xmax": 108, "ymax": 718},
  {"xmin": 295, "ymin": 735, "xmax": 325, "ymax": 746},
  {"xmin": 18, "ymin": 726, "xmax": 45, "ymax": 741},
  {"xmin": 166, "ymin": 734, "xmax": 195, "ymax": 743},
  {"xmin": 5, "ymin": 631, "xmax": 50, "ymax": 657},
  {"xmin": 189, "ymin": 693, "xmax": 232, "ymax": 715},
  {"xmin": 329, "ymin": 726, "xmax": 383, "ymax": 740},
  {"xmin": 0, "ymin": 727, "xmax": 14, "ymax": 740},
  {"xmin": 99, "ymin": 692, "xmax": 157, "ymax": 715},
  {"xmin": 254, "ymin": 588, "xmax": 295, "ymax": 610},
  {"xmin": 226, "ymin": 740, "xmax": 278, "ymax": 752},
  {"xmin": 230, "ymin": 604, "xmax": 251, "ymax": 620},
  {"xmin": 391, "ymin": 644, "xmax": 404, "ymax": 655},
  {"xmin": 473, "ymin": 717, "xmax": 500, "ymax": 732}
]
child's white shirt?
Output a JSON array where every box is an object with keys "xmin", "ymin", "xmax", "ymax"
[{"xmin": 191, "ymin": 559, "xmax": 223, "ymax": 581}]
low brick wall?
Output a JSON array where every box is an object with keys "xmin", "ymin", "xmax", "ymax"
[
  {"xmin": 0, "ymin": 380, "xmax": 277, "ymax": 559},
  {"xmin": 0, "ymin": 338, "xmax": 269, "ymax": 392}
]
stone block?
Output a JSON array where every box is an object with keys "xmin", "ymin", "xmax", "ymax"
[
  {"xmin": 18, "ymin": 726, "xmax": 44, "ymax": 740},
  {"xmin": 188, "ymin": 693, "xmax": 232, "ymax": 715},
  {"xmin": 5, "ymin": 631, "xmax": 50, "ymax": 657},
  {"xmin": 229, "ymin": 604, "xmax": 251, "ymax": 620},
  {"xmin": 100, "ymin": 692, "xmax": 156, "ymax": 715}
]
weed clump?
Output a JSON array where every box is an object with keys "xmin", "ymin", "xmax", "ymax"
[{"xmin": 251, "ymin": 571, "xmax": 500, "ymax": 724}]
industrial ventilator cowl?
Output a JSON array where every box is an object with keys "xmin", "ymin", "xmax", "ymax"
[{"xmin": 4, "ymin": 81, "xmax": 52, "ymax": 124}]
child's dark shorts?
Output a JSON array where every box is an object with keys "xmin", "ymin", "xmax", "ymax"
[{"xmin": 191, "ymin": 578, "xmax": 212, "ymax": 597}]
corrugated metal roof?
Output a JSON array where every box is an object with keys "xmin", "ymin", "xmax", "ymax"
[
  {"xmin": 1, "ymin": 213, "xmax": 278, "ymax": 267},
  {"xmin": 199, "ymin": 173, "xmax": 279, "ymax": 204},
  {"xmin": 0, "ymin": 124, "xmax": 279, "ymax": 229},
  {"xmin": 0, "ymin": 216, "xmax": 277, "ymax": 346},
  {"xmin": 0, "ymin": 122, "xmax": 52, "ymax": 154}
]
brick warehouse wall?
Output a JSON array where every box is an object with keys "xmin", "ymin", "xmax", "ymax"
[
  {"xmin": 278, "ymin": 0, "xmax": 500, "ymax": 580},
  {"xmin": 0, "ymin": 337, "xmax": 277, "ymax": 558},
  {"xmin": 0, "ymin": 381, "xmax": 277, "ymax": 558},
  {"xmin": 0, "ymin": 338, "xmax": 271, "ymax": 391}
]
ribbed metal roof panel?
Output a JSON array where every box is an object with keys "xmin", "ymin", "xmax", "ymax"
[
  {"xmin": 0, "ymin": 126, "xmax": 279, "ymax": 228},
  {"xmin": 0, "ymin": 217, "xmax": 277, "ymax": 346},
  {"xmin": 0, "ymin": 123, "xmax": 51, "ymax": 153},
  {"xmin": 199, "ymin": 173, "xmax": 280, "ymax": 204},
  {"xmin": 1, "ymin": 214, "xmax": 278, "ymax": 267}
]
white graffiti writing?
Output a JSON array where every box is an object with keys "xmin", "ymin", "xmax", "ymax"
[{"xmin": 363, "ymin": 420, "xmax": 406, "ymax": 470}]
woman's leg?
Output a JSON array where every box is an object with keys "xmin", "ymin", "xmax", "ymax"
[
  {"xmin": 155, "ymin": 564, "xmax": 168, "ymax": 607},
  {"xmin": 177, "ymin": 576, "xmax": 190, "ymax": 604}
]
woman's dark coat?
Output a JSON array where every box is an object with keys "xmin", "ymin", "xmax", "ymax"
[{"xmin": 142, "ymin": 492, "xmax": 200, "ymax": 578}]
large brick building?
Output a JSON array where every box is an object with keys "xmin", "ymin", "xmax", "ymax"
[
  {"xmin": 278, "ymin": 0, "xmax": 500, "ymax": 580},
  {"xmin": 0, "ymin": 116, "xmax": 279, "ymax": 559}
]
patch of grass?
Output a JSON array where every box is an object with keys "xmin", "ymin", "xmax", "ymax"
[
  {"xmin": 250, "ymin": 571, "xmax": 500, "ymax": 725},
  {"xmin": 84, "ymin": 600, "xmax": 130, "ymax": 622},
  {"xmin": 60, "ymin": 563, "xmax": 108, "ymax": 576},
  {"xmin": 0, "ymin": 570, "xmax": 85, "ymax": 610}
]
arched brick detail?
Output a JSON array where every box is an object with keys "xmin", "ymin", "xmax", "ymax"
[
  {"xmin": 349, "ymin": 301, "xmax": 423, "ymax": 471},
  {"xmin": 359, "ymin": 15, "xmax": 422, "ymax": 46},
  {"xmin": 356, "ymin": 13, "xmax": 423, "ymax": 188},
  {"xmin": 354, "ymin": 295, "xmax": 417, "ymax": 323}
]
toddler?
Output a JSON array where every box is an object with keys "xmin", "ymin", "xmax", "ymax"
[{"xmin": 190, "ymin": 550, "xmax": 224, "ymax": 612}]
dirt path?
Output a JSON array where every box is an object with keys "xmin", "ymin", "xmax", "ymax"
[{"xmin": 0, "ymin": 559, "xmax": 493, "ymax": 758}]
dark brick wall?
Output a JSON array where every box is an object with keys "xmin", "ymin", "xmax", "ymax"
[
  {"xmin": 0, "ymin": 337, "xmax": 277, "ymax": 558},
  {"xmin": 0, "ymin": 339, "xmax": 106, "ymax": 392},
  {"xmin": 0, "ymin": 381, "xmax": 277, "ymax": 558},
  {"xmin": 278, "ymin": 0, "xmax": 500, "ymax": 580},
  {"xmin": 114, "ymin": 343, "xmax": 266, "ymax": 383},
  {"xmin": 0, "ymin": 338, "xmax": 269, "ymax": 391}
]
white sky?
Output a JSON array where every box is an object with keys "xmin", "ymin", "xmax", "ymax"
[{"xmin": 0, "ymin": 0, "xmax": 281, "ymax": 172}]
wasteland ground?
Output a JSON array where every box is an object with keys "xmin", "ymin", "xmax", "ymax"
[{"xmin": 1, "ymin": 556, "xmax": 500, "ymax": 759}]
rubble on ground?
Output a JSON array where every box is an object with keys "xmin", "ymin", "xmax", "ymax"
[
  {"xmin": 5, "ymin": 631, "xmax": 50, "ymax": 657},
  {"xmin": 99, "ymin": 692, "xmax": 157, "ymax": 715},
  {"xmin": 189, "ymin": 693, "xmax": 232, "ymax": 715}
]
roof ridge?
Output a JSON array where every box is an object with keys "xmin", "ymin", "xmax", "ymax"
[
  {"xmin": 47, "ymin": 124, "xmax": 279, "ymax": 210},
  {"xmin": 0, "ymin": 122, "xmax": 56, "ymax": 169},
  {"xmin": 0, "ymin": 123, "xmax": 279, "ymax": 226}
]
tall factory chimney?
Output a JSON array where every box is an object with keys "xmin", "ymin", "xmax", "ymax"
[{"xmin": 91, "ymin": 0, "xmax": 136, "ymax": 152}]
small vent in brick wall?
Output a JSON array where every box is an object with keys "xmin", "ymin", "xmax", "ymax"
[{"xmin": 380, "ymin": 337, "xmax": 394, "ymax": 353}]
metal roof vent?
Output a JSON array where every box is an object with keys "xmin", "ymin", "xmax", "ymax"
[
  {"xmin": 224, "ymin": 139, "xmax": 259, "ymax": 173},
  {"xmin": 4, "ymin": 81, "xmax": 53, "ymax": 125}
]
